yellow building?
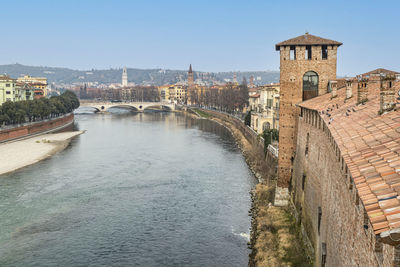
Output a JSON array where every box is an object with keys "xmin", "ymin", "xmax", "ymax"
[
  {"xmin": 17, "ymin": 75, "xmax": 48, "ymax": 96},
  {"xmin": 158, "ymin": 85, "xmax": 171, "ymax": 102},
  {"xmin": 250, "ymin": 83, "xmax": 280, "ymax": 133},
  {"xmin": 0, "ymin": 75, "xmax": 35, "ymax": 105},
  {"xmin": 168, "ymin": 85, "xmax": 186, "ymax": 104}
]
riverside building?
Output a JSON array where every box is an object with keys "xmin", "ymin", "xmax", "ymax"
[
  {"xmin": 0, "ymin": 75, "xmax": 35, "ymax": 105},
  {"xmin": 17, "ymin": 75, "xmax": 48, "ymax": 97},
  {"xmin": 249, "ymin": 83, "xmax": 280, "ymax": 133}
]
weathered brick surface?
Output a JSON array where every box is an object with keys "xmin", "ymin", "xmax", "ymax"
[
  {"xmin": 0, "ymin": 113, "xmax": 74, "ymax": 142},
  {"xmin": 292, "ymin": 111, "xmax": 397, "ymax": 266},
  {"xmin": 277, "ymin": 44, "xmax": 338, "ymax": 187}
]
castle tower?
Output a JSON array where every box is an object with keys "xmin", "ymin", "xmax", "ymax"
[
  {"xmin": 188, "ymin": 64, "xmax": 194, "ymax": 89},
  {"xmin": 275, "ymin": 33, "xmax": 342, "ymax": 189},
  {"xmin": 122, "ymin": 67, "xmax": 128, "ymax": 87}
]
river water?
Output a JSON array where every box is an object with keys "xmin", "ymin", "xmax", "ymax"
[{"xmin": 0, "ymin": 110, "xmax": 256, "ymax": 266}]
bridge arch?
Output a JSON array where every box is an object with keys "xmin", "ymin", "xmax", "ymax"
[
  {"xmin": 107, "ymin": 105, "xmax": 140, "ymax": 112},
  {"xmin": 143, "ymin": 105, "xmax": 172, "ymax": 111}
]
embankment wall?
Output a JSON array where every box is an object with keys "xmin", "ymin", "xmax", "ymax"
[
  {"xmin": 0, "ymin": 113, "xmax": 74, "ymax": 143},
  {"xmin": 198, "ymin": 109, "xmax": 277, "ymax": 186}
]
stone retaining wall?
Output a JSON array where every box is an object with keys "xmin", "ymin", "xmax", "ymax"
[{"xmin": 199, "ymin": 109, "xmax": 278, "ymax": 186}]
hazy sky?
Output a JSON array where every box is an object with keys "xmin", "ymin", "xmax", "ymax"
[{"xmin": 2, "ymin": 0, "xmax": 399, "ymax": 75}]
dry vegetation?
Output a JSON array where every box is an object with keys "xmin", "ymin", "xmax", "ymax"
[{"xmin": 249, "ymin": 184, "xmax": 310, "ymax": 267}]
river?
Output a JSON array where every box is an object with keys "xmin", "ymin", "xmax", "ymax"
[{"xmin": 0, "ymin": 109, "xmax": 256, "ymax": 266}]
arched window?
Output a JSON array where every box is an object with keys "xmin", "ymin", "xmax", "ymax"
[
  {"xmin": 263, "ymin": 122, "xmax": 271, "ymax": 131},
  {"xmin": 303, "ymin": 71, "xmax": 319, "ymax": 101}
]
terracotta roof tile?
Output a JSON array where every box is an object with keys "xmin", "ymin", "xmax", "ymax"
[
  {"xmin": 275, "ymin": 33, "xmax": 342, "ymax": 50},
  {"xmin": 299, "ymin": 79, "xmax": 400, "ymax": 234}
]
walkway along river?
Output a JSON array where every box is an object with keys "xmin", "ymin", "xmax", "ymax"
[{"xmin": 0, "ymin": 110, "xmax": 257, "ymax": 266}]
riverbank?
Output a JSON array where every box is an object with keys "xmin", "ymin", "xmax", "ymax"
[
  {"xmin": 189, "ymin": 108, "xmax": 310, "ymax": 266},
  {"xmin": 0, "ymin": 131, "xmax": 84, "ymax": 176}
]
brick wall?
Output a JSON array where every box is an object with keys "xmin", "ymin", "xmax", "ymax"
[
  {"xmin": 0, "ymin": 113, "xmax": 74, "ymax": 143},
  {"xmin": 278, "ymin": 45, "xmax": 338, "ymax": 188},
  {"xmin": 292, "ymin": 108, "xmax": 396, "ymax": 266}
]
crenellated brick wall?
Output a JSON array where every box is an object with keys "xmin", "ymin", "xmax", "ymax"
[{"xmin": 292, "ymin": 107, "xmax": 399, "ymax": 266}]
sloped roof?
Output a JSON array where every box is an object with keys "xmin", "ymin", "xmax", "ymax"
[
  {"xmin": 299, "ymin": 79, "xmax": 400, "ymax": 242},
  {"xmin": 275, "ymin": 33, "xmax": 342, "ymax": 50},
  {"xmin": 362, "ymin": 68, "xmax": 400, "ymax": 77}
]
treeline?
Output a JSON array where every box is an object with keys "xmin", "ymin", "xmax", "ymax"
[
  {"xmin": 79, "ymin": 85, "xmax": 160, "ymax": 102},
  {"xmin": 189, "ymin": 82, "xmax": 248, "ymax": 113},
  {"xmin": 0, "ymin": 91, "xmax": 80, "ymax": 126}
]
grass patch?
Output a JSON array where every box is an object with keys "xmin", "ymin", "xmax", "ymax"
[
  {"xmin": 251, "ymin": 184, "xmax": 310, "ymax": 267},
  {"xmin": 192, "ymin": 108, "xmax": 211, "ymax": 119}
]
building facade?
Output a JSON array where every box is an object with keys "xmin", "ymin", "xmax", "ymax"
[
  {"xmin": 0, "ymin": 76, "xmax": 35, "ymax": 105},
  {"xmin": 17, "ymin": 75, "xmax": 48, "ymax": 97},
  {"xmin": 250, "ymin": 84, "xmax": 280, "ymax": 133},
  {"xmin": 168, "ymin": 85, "xmax": 186, "ymax": 104}
]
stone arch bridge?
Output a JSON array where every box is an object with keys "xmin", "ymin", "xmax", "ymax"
[{"xmin": 80, "ymin": 101, "xmax": 176, "ymax": 112}]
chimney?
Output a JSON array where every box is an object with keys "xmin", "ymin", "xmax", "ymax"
[
  {"xmin": 330, "ymin": 80, "xmax": 337, "ymax": 98},
  {"xmin": 346, "ymin": 79, "xmax": 353, "ymax": 99},
  {"xmin": 380, "ymin": 75, "xmax": 396, "ymax": 113},
  {"xmin": 357, "ymin": 76, "xmax": 368, "ymax": 104}
]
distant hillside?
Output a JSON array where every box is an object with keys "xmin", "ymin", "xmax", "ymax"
[{"xmin": 0, "ymin": 64, "xmax": 279, "ymax": 86}]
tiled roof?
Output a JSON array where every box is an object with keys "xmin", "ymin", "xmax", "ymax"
[
  {"xmin": 0, "ymin": 75, "xmax": 15, "ymax": 81},
  {"xmin": 362, "ymin": 68, "xmax": 400, "ymax": 77},
  {"xmin": 275, "ymin": 33, "xmax": 342, "ymax": 50},
  {"xmin": 299, "ymin": 80, "xmax": 400, "ymax": 237},
  {"xmin": 250, "ymin": 93, "xmax": 260, "ymax": 98}
]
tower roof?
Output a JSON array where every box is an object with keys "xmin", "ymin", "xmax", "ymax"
[
  {"xmin": 275, "ymin": 33, "xmax": 342, "ymax": 50},
  {"xmin": 189, "ymin": 64, "xmax": 193, "ymax": 73}
]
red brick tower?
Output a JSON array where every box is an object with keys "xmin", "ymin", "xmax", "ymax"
[
  {"xmin": 188, "ymin": 64, "xmax": 194, "ymax": 89},
  {"xmin": 275, "ymin": 33, "xmax": 342, "ymax": 192}
]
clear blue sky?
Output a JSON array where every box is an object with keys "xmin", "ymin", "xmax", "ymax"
[{"xmin": 2, "ymin": 0, "xmax": 399, "ymax": 76}]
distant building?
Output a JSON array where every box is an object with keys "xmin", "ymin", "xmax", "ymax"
[
  {"xmin": 17, "ymin": 75, "xmax": 48, "ymax": 96},
  {"xmin": 249, "ymin": 84, "xmax": 280, "ymax": 133},
  {"xmin": 0, "ymin": 75, "xmax": 35, "ymax": 105},
  {"xmin": 249, "ymin": 75, "xmax": 255, "ymax": 88},
  {"xmin": 122, "ymin": 67, "xmax": 128, "ymax": 87},
  {"xmin": 188, "ymin": 64, "xmax": 194, "ymax": 89},
  {"xmin": 158, "ymin": 85, "xmax": 171, "ymax": 102},
  {"xmin": 168, "ymin": 85, "xmax": 186, "ymax": 104},
  {"xmin": 233, "ymin": 72, "xmax": 238, "ymax": 84}
]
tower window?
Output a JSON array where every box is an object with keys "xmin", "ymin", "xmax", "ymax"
[
  {"xmin": 305, "ymin": 133, "xmax": 309, "ymax": 155},
  {"xmin": 322, "ymin": 45, "xmax": 328, "ymax": 60},
  {"xmin": 318, "ymin": 207, "xmax": 322, "ymax": 234},
  {"xmin": 303, "ymin": 71, "xmax": 319, "ymax": 101},
  {"xmin": 305, "ymin": 45, "xmax": 312, "ymax": 60},
  {"xmin": 290, "ymin": 46, "xmax": 296, "ymax": 60}
]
